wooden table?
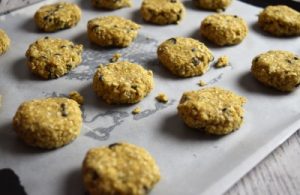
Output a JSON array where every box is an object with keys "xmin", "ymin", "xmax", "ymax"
[{"xmin": 226, "ymin": 130, "xmax": 300, "ymax": 195}]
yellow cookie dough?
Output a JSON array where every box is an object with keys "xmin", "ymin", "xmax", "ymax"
[
  {"xmin": 87, "ymin": 16, "xmax": 141, "ymax": 47},
  {"xmin": 157, "ymin": 37, "xmax": 213, "ymax": 77},
  {"xmin": 251, "ymin": 50, "xmax": 300, "ymax": 92},
  {"xmin": 194, "ymin": 0, "xmax": 232, "ymax": 11},
  {"xmin": 13, "ymin": 97, "xmax": 82, "ymax": 149},
  {"xmin": 177, "ymin": 87, "xmax": 246, "ymax": 135},
  {"xmin": 34, "ymin": 2, "xmax": 81, "ymax": 32},
  {"xmin": 92, "ymin": 61, "xmax": 154, "ymax": 104},
  {"xmin": 140, "ymin": 0, "xmax": 185, "ymax": 25},
  {"xmin": 0, "ymin": 29, "xmax": 10, "ymax": 55},
  {"xmin": 258, "ymin": 5, "xmax": 300, "ymax": 36},
  {"xmin": 82, "ymin": 143, "xmax": 161, "ymax": 195},
  {"xmin": 200, "ymin": 14, "xmax": 248, "ymax": 46},
  {"xmin": 91, "ymin": 0, "xmax": 132, "ymax": 9},
  {"xmin": 25, "ymin": 37, "xmax": 83, "ymax": 79}
]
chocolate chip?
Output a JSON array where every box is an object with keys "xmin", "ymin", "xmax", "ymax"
[
  {"xmin": 60, "ymin": 103, "xmax": 68, "ymax": 117},
  {"xmin": 43, "ymin": 15, "xmax": 49, "ymax": 21},
  {"xmin": 170, "ymin": 0, "xmax": 177, "ymax": 2},
  {"xmin": 294, "ymin": 56, "xmax": 299, "ymax": 60},
  {"xmin": 66, "ymin": 64, "xmax": 72, "ymax": 71},
  {"xmin": 286, "ymin": 59, "xmax": 292, "ymax": 64},
  {"xmin": 131, "ymin": 85, "xmax": 138, "ymax": 89},
  {"xmin": 44, "ymin": 36, "xmax": 49, "ymax": 39},
  {"xmin": 168, "ymin": 38, "xmax": 177, "ymax": 44},
  {"xmin": 92, "ymin": 25, "xmax": 100, "ymax": 32},
  {"xmin": 254, "ymin": 56, "xmax": 259, "ymax": 63},
  {"xmin": 108, "ymin": 143, "xmax": 121, "ymax": 149},
  {"xmin": 99, "ymin": 75, "xmax": 104, "ymax": 81},
  {"xmin": 60, "ymin": 45, "xmax": 67, "ymax": 48},
  {"xmin": 89, "ymin": 170, "xmax": 100, "ymax": 181},
  {"xmin": 191, "ymin": 48, "xmax": 196, "ymax": 52},
  {"xmin": 234, "ymin": 15, "xmax": 238, "ymax": 18},
  {"xmin": 54, "ymin": 53, "xmax": 61, "ymax": 56},
  {"xmin": 222, "ymin": 108, "xmax": 227, "ymax": 112},
  {"xmin": 192, "ymin": 57, "xmax": 201, "ymax": 66}
]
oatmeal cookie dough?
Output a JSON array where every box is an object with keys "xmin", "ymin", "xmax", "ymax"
[
  {"xmin": 13, "ymin": 97, "xmax": 82, "ymax": 149},
  {"xmin": 258, "ymin": 5, "xmax": 300, "ymax": 36},
  {"xmin": 34, "ymin": 2, "xmax": 81, "ymax": 32},
  {"xmin": 194, "ymin": 0, "xmax": 232, "ymax": 11},
  {"xmin": 25, "ymin": 37, "xmax": 83, "ymax": 79},
  {"xmin": 251, "ymin": 50, "xmax": 300, "ymax": 92},
  {"xmin": 140, "ymin": 0, "xmax": 185, "ymax": 25},
  {"xmin": 0, "ymin": 29, "xmax": 10, "ymax": 55},
  {"xmin": 177, "ymin": 87, "xmax": 246, "ymax": 135},
  {"xmin": 157, "ymin": 37, "xmax": 213, "ymax": 77},
  {"xmin": 91, "ymin": 0, "xmax": 132, "ymax": 9},
  {"xmin": 92, "ymin": 61, "xmax": 154, "ymax": 104},
  {"xmin": 200, "ymin": 14, "xmax": 248, "ymax": 46},
  {"xmin": 87, "ymin": 16, "xmax": 140, "ymax": 47},
  {"xmin": 82, "ymin": 143, "xmax": 160, "ymax": 195}
]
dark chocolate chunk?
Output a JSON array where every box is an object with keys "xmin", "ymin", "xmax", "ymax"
[
  {"xmin": 192, "ymin": 57, "xmax": 201, "ymax": 66},
  {"xmin": 170, "ymin": 0, "xmax": 177, "ymax": 3},
  {"xmin": 108, "ymin": 143, "xmax": 121, "ymax": 149},
  {"xmin": 168, "ymin": 38, "xmax": 177, "ymax": 44},
  {"xmin": 60, "ymin": 103, "xmax": 68, "ymax": 117}
]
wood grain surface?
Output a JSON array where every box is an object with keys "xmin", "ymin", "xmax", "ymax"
[{"xmin": 226, "ymin": 130, "xmax": 300, "ymax": 195}]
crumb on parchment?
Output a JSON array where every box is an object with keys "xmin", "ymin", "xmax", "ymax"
[
  {"xmin": 155, "ymin": 93, "xmax": 168, "ymax": 103},
  {"xmin": 215, "ymin": 55, "xmax": 229, "ymax": 68},
  {"xmin": 198, "ymin": 80, "xmax": 207, "ymax": 86},
  {"xmin": 110, "ymin": 53, "xmax": 122, "ymax": 63},
  {"xmin": 132, "ymin": 107, "xmax": 141, "ymax": 114},
  {"xmin": 69, "ymin": 91, "xmax": 84, "ymax": 105}
]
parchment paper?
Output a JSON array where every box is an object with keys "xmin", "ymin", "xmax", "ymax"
[{"xmin": 0, "ymin": 0, "xmax": 299, "ymax": 194}]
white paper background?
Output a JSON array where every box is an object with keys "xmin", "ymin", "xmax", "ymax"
[{"xmin": 0, "ymin": 0, "xmax": 300, "ymax": 195}]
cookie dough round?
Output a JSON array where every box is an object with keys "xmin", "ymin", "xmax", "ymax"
[
  {"xmin": 13, "ymin": 97, "xmax": 82, "ymax": 149},
  {"xmin": 82, "ymin": 143, "xmax": 160, "ymax": 195},
  {"xmin": 92, "ymin": 61, "xmax": 154, "ymax": 104},
  {"xmin": 200, "ymin": 14, "xmax": 248, "ymax": 46},
  {"xmin": 251, "ymin": 50, "xmax": 300, "ymax": 92},
  {"xmin": 34, "ymin": 2, "xmax": 81, "ymax": 32},
  {"xmin": 157, "ymin": 37, "xmax": 213, "ymax": 77},
  {"xmin": 194, "ymin": 0, "xmax": 232, "ymax": 11},
  {"xmin": 140, "ymin": 0, "xmax": 185, "ymax": 25},
  {"xmin": 177, "ymin": 87, "xmax": 246, "ymax": 135},
  {"xmin": 25, "ymin": 37, "xmax": 83, "ymax": 79},
  {"xmin": 0, "ymin": 29, "xmax": 10, "ymax": 55},
  {"xmin": 87, "ymin": 16, "xmax": 140, "ymax": 47},
  {"xmin": 258, "ymin": 5, "xmax": 300, "ymax": 36},
  {"xmin": 91, "ymin": 0, "xmax": 132, "ymax": 9}
]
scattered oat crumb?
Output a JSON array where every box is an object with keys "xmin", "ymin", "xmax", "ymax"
[
  {"xmin": 155, "ymin": 93, "xmax": 168, "ymax": 103},
  {"xmin": 69, "ymin": 91, "xmax": 84, "ymax": 105},
  {"xmin": 216, "ymin": 8, "xmax": 225, "ymax": 13},
  {"xmin": 198, "ymin": 80, "xmax": 207, "ymax": 86},
  {"xmin": 215, "ymin": 56, "xmax": 229, "ymax": 68},
  {"xmin": 110, "ymin": 53, "xmax": 122, "ymax": 63},
  {"xmin": 132, "ymin": 107, "xmax": 141, "ymax": 115}
]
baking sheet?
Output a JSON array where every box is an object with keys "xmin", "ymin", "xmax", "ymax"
[{"xmin": 0, "ymin": 0, "xmax": 300, "ymax": 194}]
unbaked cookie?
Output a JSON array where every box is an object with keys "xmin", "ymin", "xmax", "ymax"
[
  {"xmin": 157, "ymin": 37, "xmax": 213, "ymax": 77},
  {"xmin": 13, "ymin": 97, "xmax": 82, "ymax": 149},
  {"xmin": 87, "ymin": 16, "xmax": 140, "ymax": 47},
  {"xmin": 177, "ymin": 87, "xmax": 246, "ymax": 135},
  {"xmin": 258, "ymin": 5, "xmax": 300, "ymax": 36},
  {"xmin": 251, "ymin": 50, "xmax": 300, "ymax": 92},
  {"xmin": 91, "ymin": 0, "xmax": 132, "ymax": 9},
  {"xmin": 34, "ymin": 2, "xmax": 81, "ymax": 32},
  {"xmin": 25, "ymin": 37, "xmax": 83, "ymax": 79},
  {"xmin": 0, "ymin": 29, "xmax": 10, "ymax": 55},
  {"xmin": 140, "ymin": 0, "xmax": 185, "ymax": 25},
  {"xmin": 82, "ymin": 143, "xmax": 160, "ymax": 195},
  {"xmin": 92, "ymin": 61, "xmax": 154, "ymax": 104},
  {"xmin": 194, "ymin": 0, "xmax": 232, "ymax": 11},
  {"xmin": 200, "ymin": 14, "xmax": 248, "ymax": 46}
]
